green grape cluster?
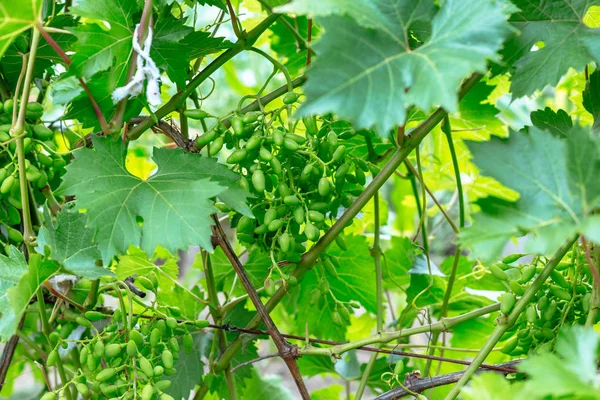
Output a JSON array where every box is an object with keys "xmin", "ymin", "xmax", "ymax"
[
  {"xmin": 189, "ymin": 94, "xmax": 378, "ymax": 286},
  {"xmin": 41, "ymin": 274, "xmax": 209, "ymax": 400},
  {"xmin": 492, "ymin": 249, "xmax": 595, "ymax": 356},
  {"xmin": 0, "ymin": 99, "xmax": 67, "ymax": 249}
]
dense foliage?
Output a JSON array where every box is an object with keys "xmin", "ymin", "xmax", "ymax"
[{"xmin": 0, "ymin": 0, "xmax": 599, "ymax": 399}]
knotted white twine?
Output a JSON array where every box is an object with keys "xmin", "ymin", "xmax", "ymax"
[{"xmin": 112, "ymin": 24, "xmax": 162, "ymax": 107}]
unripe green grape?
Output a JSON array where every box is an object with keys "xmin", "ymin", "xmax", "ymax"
[
  {"xmin": 156, "ymin": 380, "xmax": 172, "ymax": 391},
  {"xmin": 137, "ymin": 276, "xmax": 155, "ymax": 291},
  {"xmin": 283, "ymin": 92, "xmax": 299, "ymax": 104},
  {"xmin": 489, "ymin": 264, "xmax": 508, "ymax": 281},
  {"xmin": 332, "ymin": 311, "xmax": 342, "ymax": 326},
  {"xmin": 265, "ymin": 278, "xmax": 276, "ymax": 296},
  {"xmin": 7, "ymin": 227, "xmax": 23, "ymax": 243},
  {"xmin": 283, "ymin": 138, "xmax": 299, "ymax": 151},
  {"xmin": 318, "ymin": 177, "xmax": 332, "ymax": 197},
  {"xmin": 264, "ymin": 209, "xmax": 277, "ymax": 225},
  {"xmin": 226, "ymin": 148, "xmax": 247, "ymax": 164},
  {"xmin": 368, "ymin": 163, "xmax": 380, "ymax": 176},
  {"xmin": 338, "ymin": 304, "xmax": 351, "ymax": 322},
  {"xmin": 49, "ymin": 332, "xmax": 60, "ymax": 346},
  {"xmin": 278, "ymin": 233, "xmax": 290, "ymax": 253},
  {"xmin": 270, "ymin": 156, "xmax": 283, "ymax": 176},
  {"xmin": 76, "ymin": 316, "xmax": 93, "ymax": 329},
  {"xmin": 304, "ymin": 223, "xmax": 320, "ymax": 241},
  {"xmin": 267, "ymin": 219, "xmax": 283, "ymax": 232},
  {"xmin": 33, "ymin": 124, "xmax": 53, "ymax": 140},
  {"xmin": 195, "ymin": 129, "xmax": 217, "ymax": 147},
  {"xmin": 154, "ymin": 365, "xmax": 165, "ymax": 376},
  {"xmin": 308, "ymin": 210, "xmax": 324, "ymax": 222},
  {"xmin": 323, "ymin": 258, "xmax": 338, "ymax": 278},
  {"xmin": 272, "ymin": 129, "xmax": 284, "ymax": 146},
  {"xmin": 332, "ymin": 145, "xmax": 346, "ymax": 162},
  {"xmin": 303, "ymin": 116, "xmax": 318, "ymax": 135},
  {"xmin": 169, "ymin": 337, "xmax": 180, "ymax": 353},
  {"xmin": 104, "ymin": 344, "xmax": 121, "ymax": 358},
  {"xmin": 47, "ymin": 349, "xmax": 58, "ymax": 366},
  {"xmin": 309, "ymin": 289, "xmax": 321, "ymax": 305},
  {"xmin": 100, "ymin": 383, "xmax": 118, "ymax": 395},
  {"xmin": 293, "ymin": 206, "xmax": 305, "ymax": 224},
  {"xmin": 94, "ymin": 341, "xmax": 105, "ymax": 358},
  {"xmin": 129, "ymin": 330, "xmax": 144, "ymax": 345},
  {"xmin": 245, "ymin": 135, "xmax": 262, "ymax": 150},
  {"xmin": 254, "ymin": 224, "xmax": 268, "ymax": 234},
  {"xmin": 162, "ymin": 350, "xmax": 174, "ymax": 369},
  {"xmin": 335, "ymin": 234, "xmax": 348, "ymax": 251},
  {"xmin": 259, "ymin": 147, "xmax": 273, "ymax": 161},
  {"xmin": 1, "ymin": 175, "xmax": 15, "ymax": 194},
  {"xmin": 327, "ymin": 131, "xmax": 338, "ymax": 147},
  {"xmin": 354, "ymin": 167, "xmax": 366, "ymax": 185},
  {"xmin": 40, "ymin": 392, "xmax": 57, "ymax": 400},
  {"xmin": 508, "ymin": 280, "xmax": 524, "ymax": 296},
  {"xmin": 183, "ymin": 333, "xmax": 194, "ymax": 354},
  {"xmin": 83, "ymin": 310, "xmax": 105, "ymax": 323},
  {"xmin": 237, "ymin": 215, "xmax": 255, "ymax": 234},
  {"xmin": 127, "ymin": 340, "xmax": 137, "ymax": 357},
  {"xmin": 231, "ymin": 117, "xmax": 244, "ymax": 136},
  {"xmin": 76, "ymin": 383, "xmax": 89, "ymax": 396},
  {"xmin": 161, "ymin": 393, "xmax": 175, "ymax": 400},
  {"xmin": 96, "ymin": 368, "xmax": 117, "ymax": 382},
  {"xmin": 252, "ymin": 169, "xmax": 265, "ymax": 192},
  {"xmin": 166, "ymin": 317, "xmax": 178, "ymax": 329},
  {"xmin": 141, "ymin": 384, "xmax": 154, "ymax": 400},
  {"xmin": 195, "ymin": 319, "xmax": 210, "ymax": 328},
  {"xmin": 139, "ymin": 357, "xmax": 154, "ymax": 377},
  {"xmin": 500, "ymin": 293, "xmax": 516, "ymax": 314},
  {"xmin": 208, "ymin": 136, "xmax": 224, "ymax": 156},
  {"xmin": 183, "ymin": 109, "xmax": 209, "ymax": 119},
  {"xmin": 79, "ymin": 346, "xmax": 89, "ymax": 365}
]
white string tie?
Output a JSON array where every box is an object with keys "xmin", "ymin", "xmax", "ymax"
[{"xmin": 112, "ymin": 24, "xmax": 162, "ymax": 107}]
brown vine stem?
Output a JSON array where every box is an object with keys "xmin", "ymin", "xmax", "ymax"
[
  {"xmin": 214, "ymin": 73, "xmax": 483, "ymax": 374},
  {"xmin": 226, "ymin": 0, "xmax": 243, "ymax": 39},
  {"xmin": 35, "ymin": 23, "xmax": 109, "ymax": 135},
  {"xmin": 0, "ymin": 317, "xmax": 25, "ymax": 392},
  {"xmin": 374, "ymin": 360, "xmax": 522, "ymax": 400},
  {"xmin": 210, "ymin": 216, "xmax": 310, "ymax": 399},
  {"xmin": 110, "ymin": 0, "xmax": 154, "ymax": 131}
]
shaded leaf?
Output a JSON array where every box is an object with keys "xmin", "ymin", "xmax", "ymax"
[
  {"xmin": 461, "ymin": 125, "xmax": 600, "ymax": 262},
  {"xmin": 0, "ymin": 0, "xmax": 42, "ymax": 57},
  {"xmin": 36, "ymin": 208, "xmax": 111, "ymax": 279},
  {"xmin": 289, "ymin": 0, "xmax": 513, "ymax": 134}
]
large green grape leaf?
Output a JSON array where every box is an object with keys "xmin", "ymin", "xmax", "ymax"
[
  {"xmin": 36, "ymin": 208, "xmax": 112, "ymax": 279},
  {"xmin": 0, "ymin": 0, "xmax": 42, "ymax": 57},
  {"xmin": 503, "ymin": 0, "xmax": 600, "ymax": 97},
  {"xmin": 460, "ymin": 125, "xmax": 600, "ymax": 262},
  {"xmin": 0, "ymin": 250, "xmax": 59, "ymax": 340},
  {"xmin": 530, "ymin": 107, "xmax": 573, "ymax": 138},
  {"xmin": 287, "ymin": 0, "xmax": 513, "ymax": 134},
  {"xmin": 57, "ymin": 136, "xmax": 250, "ymax": 262}
]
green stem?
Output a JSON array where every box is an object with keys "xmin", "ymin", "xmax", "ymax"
[
  {"xmin": 408, "ymin": 163, "xmax": 428, "ymax": 251},
  {"xmin": 13, "ymin": 29, "xmax": 41, "ymax": 244},
  {"xmin": 425, "ymin": 116, "xmax": 465, "ymax": 375},
  {"xmin": 250, "ymin": 47, "xmax": 294, "ymax": 93},
  {"xmin": 213, "ymin": 73, "xmax": 483, "ymax": 374},
  {"xmin": 300, "ymin": 303, "xmax": 499, "ymax": 357},
  {"xmin": 127, "ymin": 13, "xmax": 280, "ymax": 140},
  {"xmin": 355, "ymin": 191, "xmax": 383, "ymax": 400},
  {"xmin": 444, "ymin": 237, "xmax": 577, "ymax": 400},
  {"xmin": 83, "ymin": 280, "xmax": 100, "ymax": 309},
  {"xmin": 16, "ymin": 330, "xmax": 46, "ymax": 358},
  {"xmin": 37, "ymin": 289, "xmax": 74, "ymax": 400}
]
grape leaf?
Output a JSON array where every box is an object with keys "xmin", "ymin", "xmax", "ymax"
[
  {"xmin": 0, "ymin": 251, "xmax": 59, "ymax": 340},
  {"xmin": 269, "ymin": 16, "xmax": 317, "ymax": 76},
  {"xmin": 116, "ymin": 247, "xmax": 205, "ymax": 320},
  {"xmin": 518, "ymin": 326, "xmax": 600, "ymax": 398},
  {"xmin": 0, "ymin": 0, "xmax": 42, "ymax": 57},
  {"xmin": 503, "ymin": 0, "xmax": 600, "ymax": 97},
  {"xmin": 0, "ymin": 247, "xmax": 29, "ymax": 340},
  {"xmin": 462, "ymin": 373, "xmax": 524, "ymax": 400},
  {"xmin": 583, "ymin": 69, "xmax": 600, "ymax": 132},
  {"xmin": 460, "ymin": 125, "xmax": 600, "ymax": 262},
  {"xmin": 36, "ymin": 208, "xmax": 112, "ymax": 279},
  {"xmin": 152, "ymin": 17, "xmax": 230, "ymax": 87},
  {"xmin": 69, "ymin": 0, "xmax": 138, "ymax": 79},
  {"xmin": 57, "ymin": 136, "xmax": 249, "ymax": 262},
  {"xmin": 239, "ymin": 370, "xmax": 295, "ymax": 400},
  {"xmin": 165, "ymin": 333, "xmax": 210, "ymax": 400},
  {"xmin": 530, "ymin": 107, "xmax": 573, "ymax": 138},
  {"xmin": 289, "ymin": 0, "xmax": 513, "ymax": 134}
]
